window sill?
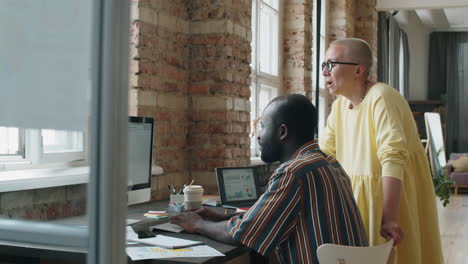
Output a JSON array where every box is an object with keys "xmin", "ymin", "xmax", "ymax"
[
  {"xmin": 0, "ymin": 166, "xmax": 89, "ymax": 192},
  {"xmin": 0, "ymin": 165, "xmax": 164, "ymax": 193}
]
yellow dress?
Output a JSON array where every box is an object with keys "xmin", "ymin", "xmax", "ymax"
[{"xmin": 319, "ymin": 83, "xmax": 443, "ymax": 264}]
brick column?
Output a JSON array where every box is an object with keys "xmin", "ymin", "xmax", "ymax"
[
  {"xmin": 188, "ymin": 0, "xmax": 252, "ymax": 192},
  {"xmin": 129, "ymin": 0, "xmax": 191, "ymax": 200},
  {"xmin": 327, "ymin": 0, "xmax": 356, "ymax": 42},
  {"xmin": 325, "ymin": 0, "xmax": 378, "ymax": 102},
  {"xmin": 354, "ymin": 0, "xmax": 378, "ymax": 80},
  {"xmin": 283, "ymin": 0, "xmax": 313, "ymax": 97}
]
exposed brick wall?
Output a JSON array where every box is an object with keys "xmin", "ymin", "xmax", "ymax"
[
  {"xmin": 325, "ymin": 0, "xmax": 378, "ymax": 106},
  {"xmin": 187, "ymin": 0, "xmax": 251, "ymax": 193},
  {"xmin": 283, "ymin": 0, "xmax": 313, "ymax": 97},
  {"xmin": 326, "ymin": 0, "xmax": 377, "ymax": 78},
  {"xmin": 0, "ymin": 185, "xmax": 86, "ymax": 220},
  {"xmin": 129, "ymin": 0, "xmax": 191, "ymax": 200},
  {"xmin": 354, "ymin": 0, "xmax": 378, "ymax": 80},
  {"xmin": 327, "ymin": 0, "xmax": 356, "ymax": 42},
  {"xmin": 129, "ymin": 0, "xmax": 252, "ymax": 196}
]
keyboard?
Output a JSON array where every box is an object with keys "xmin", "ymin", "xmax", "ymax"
[{"xmin": 150, "ymin": 222, "xmax": 184, "ymax": 233}]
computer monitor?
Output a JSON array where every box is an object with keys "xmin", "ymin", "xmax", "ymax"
[
  {"xmin": 127, "ymin": 116, "xmax": 154, "ymax": 205},
  {"xmin": 215, "ymin": 167, "xmax": 260, "ymax": 208}
]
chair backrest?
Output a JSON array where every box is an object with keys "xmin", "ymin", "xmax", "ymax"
[{"xmin": 317, "ymin": 239, "xmax": 394, "ymax": 264}]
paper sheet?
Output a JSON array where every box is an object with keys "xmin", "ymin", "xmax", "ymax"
[
  {"xmin": 127, "ymin": 234, "xmax": 202, "ymax": 248},
  {"xmin": 126, "ymin": 226, "xmax": 138, "ymax": 245},
  {"xmin": 126, "ymin": 245, "xmax": 225, "ymax": 260}
]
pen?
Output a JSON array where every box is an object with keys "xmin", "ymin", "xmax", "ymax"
[
  {"xmin": 168, "ymin": 185, "xmax": 176, "ymax": 194},
  {"xmin": 177, "ymin": 184, "xmax": 186, "ymax": 195}
]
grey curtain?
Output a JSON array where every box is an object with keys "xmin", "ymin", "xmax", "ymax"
[
  {"xmin": 378, "ymin": 12, "xmax": 389, "ymax": 83},
  {"xmin": 428, "ymin": 32, "xmax": 468, "ymax": 154},
  {"xmin": 378, "ymin": 11, "xmax": 409, "ymax": 98},
  {"xmin": 388, "ymin": 15, "xmax": 400, "ymax": 91},
  {"xmin": 401, "ymin": 31, "xmax": 410, "ymax": 99}
]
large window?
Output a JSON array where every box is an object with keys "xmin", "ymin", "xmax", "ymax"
[
  {"xmin": 0, "ymin": 127, "xmax": 23, "ymax": 157},
  {"xmin": 250, "ymin": 0, "xmax": 281, "ymax": 157},
  {"xmin": 312, "ymin": 0, "xmax": 329, "ymax": 137},
  {"xmin": 0, "ymin": 127, "xmax": 85, "ymax": 168}
]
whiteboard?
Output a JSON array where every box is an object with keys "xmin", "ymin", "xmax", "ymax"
[
  {"xmin": 425, "ymin": 112, "xmax": 446, "ymax": 177},
  {"xmin": 0, "ymin": 0, "xmax": 93, "ymax": 130}
]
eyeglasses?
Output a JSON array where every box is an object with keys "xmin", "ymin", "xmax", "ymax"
[{"xmin": 321, "ymin": 59, "xmax": 359, "ymax": 72}]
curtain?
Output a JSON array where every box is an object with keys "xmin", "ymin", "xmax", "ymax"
[
  {"xmin": 378, "ymin": 11, "xmax": 409, "ymax": 97},
  {"xmin": 401, "ymin": 31, "xmax": 410, "ymax": 99},
  {"xmin": 428, "ymin": 32, "xmax": 468, "ymax": 154},
  {"xmin": 378, "ymin": 12, "xmax": 389, "ymax": 83},
  {"xmin": 388, "ymin": 15, "xmax": 400, "ymax": 91}
]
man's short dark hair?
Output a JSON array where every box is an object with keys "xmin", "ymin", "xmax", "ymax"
[{"xmin": 271, "ymin": 94, "xmax": 317, "ymax": 142}]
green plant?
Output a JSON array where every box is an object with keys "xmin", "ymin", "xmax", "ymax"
[
  {"xmin": 432, "ymin": 167, "xmax": 453, "ymax": 207},
  {"xmin": 431, "ymin": 148, "xmax": 454, "ymax": 207}
]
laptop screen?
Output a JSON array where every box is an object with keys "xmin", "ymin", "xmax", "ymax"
[{"xmin": 216, "ymin": 167, "xmax": 259, "ymax": 207}]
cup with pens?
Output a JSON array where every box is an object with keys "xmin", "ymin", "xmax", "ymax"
[
  {"xmin": 167, "ymin": 180, "xmax": 204, "ymax": 212},
  {"xmin": 168, "ymin": 184, "xmax": 185, "ymax": 212}
]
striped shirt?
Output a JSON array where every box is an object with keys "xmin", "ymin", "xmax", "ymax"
[{"xmin": 227, "ymin": 141, "xmax": 368, "ymax": 263}]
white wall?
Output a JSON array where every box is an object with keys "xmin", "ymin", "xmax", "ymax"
[{"xmin": 394, "ymin": 11, "xmax": 432, "ymax": 100}]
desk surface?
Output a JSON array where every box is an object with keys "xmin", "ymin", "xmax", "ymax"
[
  {"xmin": 127, "ymin": 200, "xmax": 250, "ymax": 263},
  {"xmin": 0, "ymin": 200, "xmax": 250, "ymax": 264}
]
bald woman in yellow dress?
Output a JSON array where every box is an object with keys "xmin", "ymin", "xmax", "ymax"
[{"xmin": 319, "ymin": 38, "xmax": 443, "ymax": 264}]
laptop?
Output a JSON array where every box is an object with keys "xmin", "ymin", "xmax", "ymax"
[{"xmin": 215, "ymin": 167, "xmax": 260, "ymax": 209}]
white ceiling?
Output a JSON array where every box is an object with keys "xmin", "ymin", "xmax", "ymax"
[
  {"xmin": 376, "ymin": 0, "xmax": 468, "ymax": 31},
  {"xmin": 444, "ymin": 8, "xmax": 468, "ymax": 29},
  {"xmin": 415, "ymin": 8, "xmax": 468, "ymax": 31}
]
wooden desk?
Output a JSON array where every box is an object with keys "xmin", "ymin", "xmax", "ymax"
[{"xmin": 0, "ymin": 200, "xmax": 251, "ymax": 264}]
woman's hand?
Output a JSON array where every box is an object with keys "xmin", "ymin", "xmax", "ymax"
[
  {"xmin": 381, "ymin": 219, "xmax": 404, "ymax": 245},
  {"xmin": 382, "ymin": 177, "xmax": 403, "ymax": 245}
]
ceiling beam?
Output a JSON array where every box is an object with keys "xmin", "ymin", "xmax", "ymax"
[
  {"xmin": 376, "ymin": 0, "xmax": 468, "ymax": 10},
  {"xmin": 415, "ymin": 9, "xmax": 449, "ymax": 30}
]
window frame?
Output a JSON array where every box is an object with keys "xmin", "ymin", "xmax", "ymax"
[
  {"xmin": 250, "ymin": 0, "xmax": 282, "ymax": 158},
  {"xmin": 0, "ymin": 127, "xmax": 25, "ymax": 159},
  {"xmin": 312, "ymin": 0, "xmax": 329, "ymax": 137},
  {"xmin": 40, "ymin": 129, "xmax": 87, "ymax": 163},
  {"xmin": 0, "ymin": 128, "xmax": 86, "ymax": 169}
]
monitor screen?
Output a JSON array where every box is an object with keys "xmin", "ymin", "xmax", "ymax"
[
  {"xmin": 216, "ymin": 167, "xmax": 259, "ymax": 207},
  {"xmin": 127, "ymin": 116, "xmax": 154, "ymax": 205}
]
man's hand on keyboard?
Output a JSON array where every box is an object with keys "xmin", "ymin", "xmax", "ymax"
[
  {"xmin": 192, "ymin": 208, "xmax": 227, "ymax": 222},
  {"xmin": 170, "ymin": 212, "xmax": 203, "ymax": 233}
]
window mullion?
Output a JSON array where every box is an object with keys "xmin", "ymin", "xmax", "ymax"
[{"xmin": 25, "ymin": 129, "xmax": 41, "ymax": 164}]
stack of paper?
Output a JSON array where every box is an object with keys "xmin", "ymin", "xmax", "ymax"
[
  {"xmin": 126, "ymin": 245, "xmax": 225, "ymax": 260},
  {"xmin": 144, "ymin": 210, "xmax": 169, "ymax": 219},
  {"xmin": 126, "ymin": 227, "xmax": 225, "ymax": 260}
]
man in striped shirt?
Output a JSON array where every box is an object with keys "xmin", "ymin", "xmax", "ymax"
[{"xmin": 171, "ymin": 94, "xmax": 368, "ymax": 263}]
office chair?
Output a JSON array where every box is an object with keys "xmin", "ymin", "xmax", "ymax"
[{"xmin": 317, "ymin": 239, "xmax": 394, "ymax": 264}]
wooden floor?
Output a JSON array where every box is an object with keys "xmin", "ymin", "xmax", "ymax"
[{"xmin": 437, "ymin": 194, "xmax": 468, "ymax": 264}]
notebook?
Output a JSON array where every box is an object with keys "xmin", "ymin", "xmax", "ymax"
[{"xmin": 215, "ymin": 167, "xmax": 260, "ymax": 209}]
